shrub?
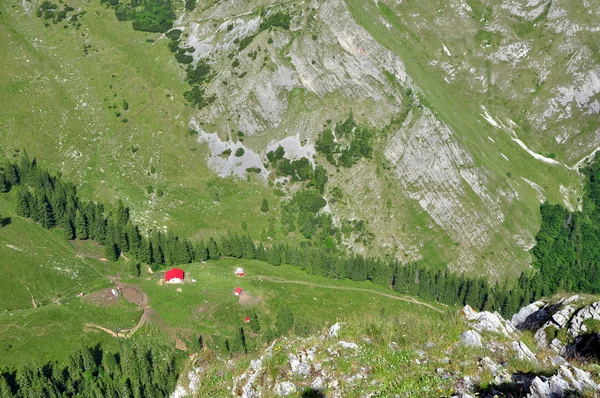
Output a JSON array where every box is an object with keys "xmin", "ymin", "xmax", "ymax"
[
  {"xmin": 165, "ymin": 29, "xmax": 182, "ymax": 40},
  {"xmin": 235, "ymin": 148, "xmax": 245, "ymax": 157}
]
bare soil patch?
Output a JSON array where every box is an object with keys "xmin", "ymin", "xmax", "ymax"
[
  {"xmin": 115, "ymin": 282, "xmax": 147, "ymax": 307},
  {"xmin": 239, "ymin": 292, "xmax": 262, "ymax": 306},
  {"xmin": 85, "ymin": 288, "xmax": 119, "ymax": 306}
]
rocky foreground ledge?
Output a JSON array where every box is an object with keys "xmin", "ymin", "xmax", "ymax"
[{"xmin": 171, "ymin": 297, "xmax": 600, "ymax": 397}]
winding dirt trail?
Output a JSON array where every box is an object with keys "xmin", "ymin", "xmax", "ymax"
[
  {"xmin": 257, "ymin": 275, "xmax": 444, "ymax": 314},
  {"xmin": 85, "ymin": 282, "xmax": 188, "ymax": 350}
]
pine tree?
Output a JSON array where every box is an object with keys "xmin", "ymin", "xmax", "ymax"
[
  {"xmin": 0, "ymin": 174, "xmax": 9, "ymax": 193},
  {"xmin": 129, "ymin": 262, "xmax": 141, "ymax": 277},
  {"xmin": 38, "ymin": 193, "xmax": 55, "ymax": 229},
  {"xmin": 61, "ymin": 219, "xmax": 75, "ymax": 240},
  {"xmin": 250, "ymin": 313, "xmax": 260, "ymax": 333},
  {"xmin": 231, "ymin": 234, "xmax": 242, "ymax": 258},
  {"xmin": 142, "ymin": 240, "xmax": 153, "ymax": 265},
  {"xmin": 105, "ymin": 241, "xmax": 120, "ymax": 262},
  {"xmin": 208, "ymin": 237, "xmax": 219, "ymax": 259},
  {"xmin": 239, "ymin": 327, "xmax": 247, "ymax": 354},
  {"xmin": 75, "ymin": 210, "xmax": 89, "ymax": 240},
  {"xmin": 5, "ymin": 163, "xmax": 19, "ymax": 186},
  {"xmin": 16, "ymin": 188, "xmax": 31, "ymax": 218},
  {"xmin": 260, "ymin": 198, "xmax": 269, "ymax": 213}
]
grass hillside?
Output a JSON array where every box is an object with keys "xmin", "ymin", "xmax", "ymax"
[
  {"xmin": 0, "ymin": 192, "xmax": 121, "ymax": 311},
  {"xmin": 0, "ymin": 0, "xmax": 280, "ymax": 243},
  {"xmin": 0, "ymin": 190, "xmax": 447, "ymax": 369},
  {"xmin": 0, "ymin": 0, "xmax": 589, "ymax": 277}
]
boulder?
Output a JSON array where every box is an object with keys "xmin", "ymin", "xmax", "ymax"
[
  {"xmin": 289, "ymin": 353, "xmax": 310, "ymax": 377},
  {"xmin": 528, "ymin": 377, "xmax": 553, "ymax": 398},
  {"xmin": 459, "ymin": 330, "xmax": 482, "ymax": 348},
  {"xmin": 511, "ymin": 301, "xmax": 548, "ymax": 330},
  {"xmin": 328, "ymin": 322, "xmax": 341, "ymax": 338},
  {"xmin": 462, "ymin": 305, "xmax": 516, "ymax": 337},
  {"xmin": 526, "ymin": 364, "xmax": 598, "ymax": 397},
  {"xmin": 274, "ymin": 381, "xmax": 296, "ymax": 396},
  {"xmin": 512, "ymin": 341, "xmax": 537, "ymax": 363},
  {"xmin": 567, "ymin": 301, "xmax": 600, "ymax": 338},
  {"xmin": 338, "ymin": 341, "xmax": 359, "ymax": 350}
]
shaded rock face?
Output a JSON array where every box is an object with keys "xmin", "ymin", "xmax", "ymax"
[
  {"xmin": 528, "ymin": 364, "xmax": 600, "ymax": 398},
  {"xmin": 511, "ymin": 301, "xmax": 549, "ymax": 331},
  {"xmin": 462, "ymin": 302, "xmax": 600, "ymax": 398},
  {"xmin": 520, "ymin": 297, "xmax": 600, "ymax": 360}
]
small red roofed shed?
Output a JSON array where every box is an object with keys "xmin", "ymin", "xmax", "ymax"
[
  {"xmin": 244, "ymin": 317, "xmax": 251, "ymax": 323},
  {"xmin": 234, "ymin": 287, "xmax": 243, "ymax": 296},
  {"xmin": 165, "ymin": 268, "xmax": 184, "ymax": 284}
]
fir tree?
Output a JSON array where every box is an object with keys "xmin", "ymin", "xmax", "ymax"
[
  {"xmin": 105, "ymin": 241, "xmax": 120, "ymax": 262},
  {"xmin": 15, "ymin": 189, "xmax": 31, "ymax": 218},
  {"xmin": 5, "ymin": 163, "xmax": 19, "ymax": 186},
  {"xmin": 129, "ymin": 262, "xmax": 141, "ymax": 277},
  {"xmin": 75, "ymin": 210, "xmax": 89, "ymax": 240},
  {"xmin": 250, "ymin": 313, "xmax": 260, "ymax": 333},
  {"xmin": 0, "ymin": 174, "xmax": 9, "ymax": 193},
  {"xmin": 260, "ymin": 198, "xmax": 269, "ymax": 213},
  {"xmin": 61, "ymin": 219, "xmax": 75, "ymax": 240}
]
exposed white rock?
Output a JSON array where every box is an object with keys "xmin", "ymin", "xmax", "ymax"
[
  {"xmin": 289, "ymin": 352, "xmax": 311, "ymax": 377},
  {"xmin": 512, "ymin": 340, "xmax": 538, "ymax": 363},
  {"xmin": 169, "ymin": 385, "xmax": 188, "ymax": 398},
  {"xmin": 567, "ymin": 301, "xmax": 600, "ymax": 337},
  {"xmin": 460, "ymin": 330, "xmax": 483, "ymax": 348},
  {"xmin": 328, "ymin": 322, "xmax": 341, "ymax": 338},
  {"xmin": 338, "ymin": 341, "xmax": 359, "ymax": 350},
  {"xmin": 274, "ymin": 381, "xmax": 296, "ymax": 396},
  {"xmin": 511, "ymin": 301, "xmax": 548, "ymax": 330},
  {"xmin": 463, "ymin": 305, "xmax": 517, "ymax": 337}
]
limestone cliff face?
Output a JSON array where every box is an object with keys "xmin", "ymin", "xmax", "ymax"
[{"xmin": 175, "ymin": 0, "xmax": 594, "ymax": 275}]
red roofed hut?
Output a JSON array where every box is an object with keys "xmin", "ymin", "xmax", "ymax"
[
  {"xmin": 234, "ymin": 287, "xmax": 243, "ymax": 296},
  {"xmin": 244, "ymin": 317, "xmax": 251, "ymax": 323},
  {"xmin": 165, "ymin": 268, "xmax": 185, "ymax": 284}
]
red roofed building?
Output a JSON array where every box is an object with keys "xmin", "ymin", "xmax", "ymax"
[
  {"xmin": 244, "ymin": 317, "xmax": 251, "ymax": 323},
  {"xmin": 234, "ymin": 287, "xmax": 243, "ymax": 296},
  {"xmin": 165, "ymin": 268, "xmax": 184, "ymax": 284}
]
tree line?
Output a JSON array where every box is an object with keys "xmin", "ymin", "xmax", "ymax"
[
  {"xmin": 531, "ymin": 153, "xmax": 600, "ymax": 295},
  {"xmin": 0, "ymin": 152, "xmax": 591, "ymax": 318},
  {"xmin": 0, "ymin": 343, "xmax": 177, "ymax": 397}
]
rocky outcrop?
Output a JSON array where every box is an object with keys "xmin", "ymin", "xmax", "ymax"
[
  {"xmin": 460, "ymin": 330, "xmax": 483, "ymax": 348},
  {"xmin": 460, "ymin": 301, "xmax": 600, "ymax": 397},
  {"xmin": 511, "ymin": 301, "xmax": 548, "ymax": 330},
  {"xmin": 462, "ymin": 305, "xmax": 517, "ymax": 337},
  {"xmin": 528, "ymin": 364, "xmax": 599, "ymax": 398}
]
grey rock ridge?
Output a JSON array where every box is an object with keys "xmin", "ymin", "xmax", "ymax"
[
  {"xmin": 169, "ymin": 299, "xmax": 600, "ymax": 397},
  {"xmin": 174, "ymin": 0, "xmax": 591, "ymax": 275}
]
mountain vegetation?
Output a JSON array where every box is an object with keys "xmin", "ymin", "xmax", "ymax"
[{"xmin": 5, "ymin": 152, "xmax": 600, "ymax": 322}]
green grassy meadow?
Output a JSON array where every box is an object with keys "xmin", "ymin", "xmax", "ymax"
[
  {"xmin": 0, "ymin": 0, "xmax": 281, "ymax": 244},
  {"xmin": 0, "ymin": 193, "xmax": 448, "ymax": 368}
]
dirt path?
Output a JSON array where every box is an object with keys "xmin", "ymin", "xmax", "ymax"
[
  {"xmin": 85, "ymin": 282, "xmax": 187, "ymax": 350},
  {"xmin": 86, "ymin": 307, "xmax": 152, "ymax": 338},
  {"xmin": 257, "ymin": 276, "xmax": 444, "ymax": 314}
]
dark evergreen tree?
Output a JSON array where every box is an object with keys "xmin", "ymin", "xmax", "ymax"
[
  {"xmin": 250, "ymin": 313, "xmax": 260, "ymax": 333},
  {"xmin": 105, "ymin": 241, "xmax": 120, "ymax": 262},
  {"xmin": 0, "ymin": 174, "xmax": 9, "ymax": 193},
  {"xmin": 260, "ymin": 198, "xmax": 269, "ymax": 213},
  {"xmin": 16, "ymin": 188, "xmax": 31, "ymax": 218},
  {"xmin": 75, "ymin": 210, "xmax": 89, "ymax": 240}
]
